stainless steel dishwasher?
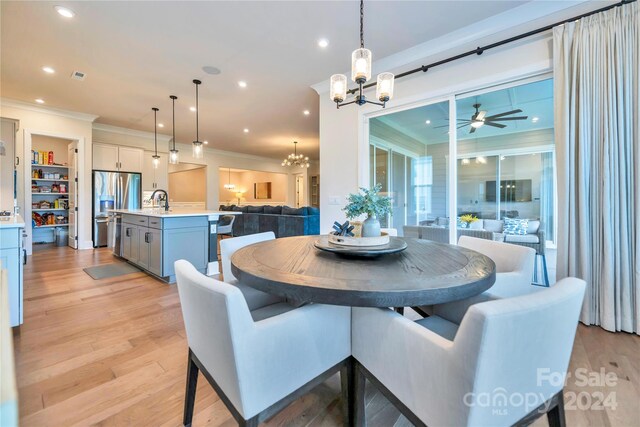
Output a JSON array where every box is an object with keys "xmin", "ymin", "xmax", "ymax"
[{"xmin": 108, "ymin": 213, "xmax": 123, "ymax": 257}]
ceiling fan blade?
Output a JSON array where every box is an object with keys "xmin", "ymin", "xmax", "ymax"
[
  {"xmin": 475, "ymin": 110, "xmax": 487, "ymax": 121},
  {"xmin": 484, "ymin": 109, "xmax": 523, "ymax": 120},
  {"xmin": 469, "ymin": 126, "xmax": 477, "ymax": 134},
  {"xmin": 487, "ymin": 116, "xmax": 528, "ymax": 121},
  {"xmin": 484, "ymin": 122, "xmax": 507, "ymax": 129},
  {"xmin": 457, "ymin": 124, "xmax": 468, "ymax": 129}
]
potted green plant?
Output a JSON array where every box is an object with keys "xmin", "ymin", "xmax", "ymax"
[{"xmin": 343, "ymin": 184, "xmax": 392, "ymax": 237}]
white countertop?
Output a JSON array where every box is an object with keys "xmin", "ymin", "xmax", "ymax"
[
  {"xmin": 0, "ymin": 215, "xmax": 25, "ymax": 229},
  {"xmin": 109, "ymin": 209, "xmax": 241, "ymax": 218}
]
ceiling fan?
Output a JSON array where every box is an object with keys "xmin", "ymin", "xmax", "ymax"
[{"xmin": 437, "ymin": 104, "xmax": 528, "ymax": 134}]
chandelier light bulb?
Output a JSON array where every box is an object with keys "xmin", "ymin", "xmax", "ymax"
[
  {"xmin": 351, "ymin": 48, "xmax": 372, "ymax": 82},
  {"xmin": 376, "ymin": 73, "xmax": 395, "ymax": 102},
  {"xmin": 330, "ymin": 74, "xmax": 347, "ymax": 103}
]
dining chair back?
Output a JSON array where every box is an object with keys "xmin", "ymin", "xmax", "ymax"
[
  {"xmin": 175, "ymin": 260, "xmax": 352, "ymax": 426},
  {"xmin": 220, "ymin": 231, "xmax": 275, "ymax": 282},
  {"xmin": 417, "ymin": 236, "xmax": 538, "ymax": 323},
  {"xmin": 352, "ymin": 277, "xmax": 586, "ymax": 427},
  {"xmin": 217, "ymin": 215, "xmax": 236, "ymax": 237}
]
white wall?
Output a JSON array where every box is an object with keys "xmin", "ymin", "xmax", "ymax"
[
  {"xmin": 94, "ymin": 124, "xmax": 305, "ymax": 210},
  {"xmin": 317, "ymin": 33, "xmax": 554, "ymax": 233},
  {"xmin": 0, "ymin": 100, "xmax": 96, "ymax": 252}
]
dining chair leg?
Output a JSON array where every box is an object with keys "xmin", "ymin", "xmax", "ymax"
[
  {"xmin": 546, "ymin": 392, "xmax": 566, "ymax": 427},
  {"xmin": 533, "ymin": 254, "xmax": 539, "ymax": 283},
  {"xmin": 341, "ymin": 357, "xmax": 355, "ymax": 426},
  {"xmin": 183, "ymin": 349, "xmax": 199, "ymax": 427},
  {"xmin": 353, "ymin": 360, "xmax": 367, "ymax": 427},
  {"xmin": 394, "ymin": 307, "xmax": 404, "ymax": 315}
]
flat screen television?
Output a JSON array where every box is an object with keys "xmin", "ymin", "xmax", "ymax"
[{"xmin": 485, "ymin": 179, "xmax": 532, "ymax": 202}]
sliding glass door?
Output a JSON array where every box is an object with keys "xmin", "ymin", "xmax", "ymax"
[
  {"xmin": 369, "ymin": 100, "xmax": 450, "ymax": 238},
  {"xmin": 367, "ymin": 76, "xmax": 555, "ymax": 248}
]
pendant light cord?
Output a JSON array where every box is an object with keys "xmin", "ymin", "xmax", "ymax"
[
  {"xmin": 170, "ymin": 95, "xmax": 177, "ymax": 150},
  {"xmin": 193, "ymin": 79, "xmax": 201, "ymax": 144},
  {"xmin": 360, "ymin": 0, "xmax": 364, "ymax": 48},
  {"xmin": 152, "ymin": 107, "xmax": 159, "ymax": 155}
]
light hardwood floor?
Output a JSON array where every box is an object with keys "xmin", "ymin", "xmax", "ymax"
[{"xmin": 13, "ymin": 245, "xmax": 640, "ymax": 426}]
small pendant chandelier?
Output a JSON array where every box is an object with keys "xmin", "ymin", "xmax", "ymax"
[
  {"xmin": 224, "ymin": 168, "xmax": 235, "ymax": 190},
  {"xmin": 282, "ymin": 141, "xmax": 310, "ymax": 168},
  {"xmin": 192, "ymin": 79, "xmax": 203, "ymax": 159},
  {"xmin": 330, "ymin": 0, "xmax": 394, "ymax": 109},
  {"xmin": 151, "ymin": 107, "xmax": 161, "ymax": 168},
  {"xmin": 169, "ymin": 95, "xmax": 179, "ymax": 164}
]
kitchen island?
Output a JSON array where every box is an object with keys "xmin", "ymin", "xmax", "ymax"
[{"xmin": 109, "ymin": 209, "xmax": 239, "ymax": 283}]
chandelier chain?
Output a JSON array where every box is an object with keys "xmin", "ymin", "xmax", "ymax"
[{"xmin": 360, "ymin": 0, "xmax": 364, "ymax": 48}]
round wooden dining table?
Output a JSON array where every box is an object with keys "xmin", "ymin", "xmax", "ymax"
[{"xmin": 231, "ymin": 235, "xmax": 496, "ymax": 307}]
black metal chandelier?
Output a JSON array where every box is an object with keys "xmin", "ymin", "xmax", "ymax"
[{"xmin": 329, "ymin": 0, "xmax": 394, "ymax": 109}]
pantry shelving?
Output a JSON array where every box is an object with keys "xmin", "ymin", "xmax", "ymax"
[{"xmin": 31, "ymin": 163, "xmax": 70, "ymax": 231}]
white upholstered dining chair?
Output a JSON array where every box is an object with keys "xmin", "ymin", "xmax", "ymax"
[
  {"xmin": 219, "ymin": 232, "xmax": 285, "ymax": 311},
  {"xmin": 416, "ymin": 236, "xmax": 538, "ymax": 323},
  {"xmin": 352, "ymin": 277, "xmax": 586, "ymax": 427},
  {"xmin": 175, "ymin": 260, "xmax": 352, "ymax": 427}
]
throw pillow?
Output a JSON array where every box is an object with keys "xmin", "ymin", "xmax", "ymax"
[
  {"xmin": 503, "ymin": 218, "xmax": 529, "ymax": 235},
  {"xmin": 282, "ymin": 206, "xmax": 307, "ymax": 216},
  {"xmin": 263, "ymin": 205, "xmax": 283, "ymax": 214},
  {"xmin": 247, "ymin": 206, "xmax": 264, "ymax": 213}
]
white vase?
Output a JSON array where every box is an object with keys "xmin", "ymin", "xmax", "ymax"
[{"xmin": 362, "ymin": 214, "xmax": 381, "ymax": 237}]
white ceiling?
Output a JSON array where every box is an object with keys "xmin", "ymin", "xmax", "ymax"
[
  {"xmin": 373, "ymin": 78, "xmax": 554, "ymax": 145},
  {"xmin": 0, "ymin": 0, "xmax": 535, "ymax": 160}
]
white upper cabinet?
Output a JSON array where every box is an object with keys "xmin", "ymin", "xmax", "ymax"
[
  {"xmin": 92, "ymin": 143, "xmax": 119, "ymax": 171},
  {"xmin": 92, "ymin": 143, "xmax": 143, "ymax": 173},
  {"xmin": 118, "ymin": 147, "xmax": 144, "ymax": 173}
]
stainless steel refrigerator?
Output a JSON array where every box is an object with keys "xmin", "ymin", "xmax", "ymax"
[{"xmin": 92, "ymin": 170, "xmax": 141, "ymax": 248}]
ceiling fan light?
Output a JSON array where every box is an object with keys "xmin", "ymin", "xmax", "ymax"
[
  {"xmin": 376, "ymin": 72, "xmax": 394, "ymax": 102},
  {"xmin": 471, "ymin": 120, "xmax": 484, "ymax": 128},
  {"xmin": 330, "ymin": 74, "xmax": 347, "ymax": 103},
  {"xmin": 351, "ymin": 48, "xmax": 372, "ymax": 83}
]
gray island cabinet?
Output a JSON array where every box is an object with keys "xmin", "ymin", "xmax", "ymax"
[{"xmin": 120, "ymin": 213, "xmax": 208, "ymax": 283}]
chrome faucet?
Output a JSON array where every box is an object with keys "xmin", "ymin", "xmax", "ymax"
[{"xmin": 151, "ymin": 189, "xmax": 170, "ymax": 212}]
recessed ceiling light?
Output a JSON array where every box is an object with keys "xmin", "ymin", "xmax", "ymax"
[
  {"xmin": 238, "ymin": 81, "xmax": 247, "ymax": 88},
  {"xmin": 425, "ymin": 119, "xmax": 431, "ymax": 125},
  {"xmin": 243, "ymin": 128, "xmax": 249, "ymax": 133},
  {"xmin": 190, "ymin": 106, "xmax": 196, "ymax": 112},
  {"xmin": 532, "ymin": 117, "xmax": 539, "ymax": 123},
  {"xmin": 204, "ymin": 140, "xmax": 209, "ymax": 145},
  {"xmin": 318, "ymin": 38, "xmax": 329, "ymax": 48},
  {"xmin": 303, "ymin": 110, "xmax": 311, "ymax": 116},
  {"xmin": 42, "ymin": 66, "xmax": 55, "ymax": 74},
  {"xmin": 54, "ymin": 5, "xmax": 75, "ymax": 18},
  {"xmin": 35, "ymin": 98, "xmax": 45, "ymax": 104},
  {"xmin": 157, "ymin": 123, "xmax": 164, "ymax": 128}
]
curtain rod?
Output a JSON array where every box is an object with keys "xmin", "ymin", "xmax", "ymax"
[{"xmin": 348, "ymin": 0, "xmax": 635, "ymax": 95}]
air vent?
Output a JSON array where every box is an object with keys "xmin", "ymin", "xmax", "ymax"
[{"xmin": 70, "ymin": 71, "xmax": 86, "ymax": 81}]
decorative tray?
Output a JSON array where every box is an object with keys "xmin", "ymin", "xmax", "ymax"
[
  {"xmin": 328, "ymin": 232, "xmax": 389, "ymax": 247},
  {"xmin": 314, "ymin": 235, "xmax": 408, "ymax": 258}
]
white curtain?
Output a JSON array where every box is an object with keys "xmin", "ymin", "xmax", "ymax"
[{"xmin": 554, "ymin": 2, "xmax": 639, "ymax": 334}]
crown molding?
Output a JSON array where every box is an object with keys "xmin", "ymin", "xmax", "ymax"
[
  {"xmin": 92, "ymin": 122, "xmax": 172, "ymax": 142},
  {"xmin": 311, "ymin": 0, "xmax": 590, "ymax": 94},
  {"xmin": 0, "ymin": 97, "xmax": 99, "ymax": 122}
]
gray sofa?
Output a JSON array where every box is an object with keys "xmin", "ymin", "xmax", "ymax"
[{"xmin": 219, "ymin": 205, "xmax": 320, "ymax": 238}]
